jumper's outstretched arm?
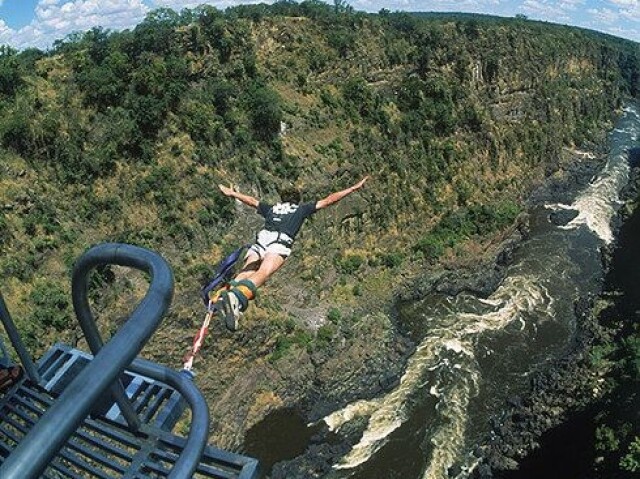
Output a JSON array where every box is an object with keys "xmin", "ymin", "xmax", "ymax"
[
  {"xmin": 218, "ymin": 184, "xmax": 259, "ymax": 209},
  {"xmin": 316, "ymin": 176, "xmax": 369, "ymax": 210}
]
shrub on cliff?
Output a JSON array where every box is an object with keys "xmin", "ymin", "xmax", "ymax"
[
  {"xmin": 245, "ymin": 82, "xmax": 283, "ymax": 141},
  {"xmin": 335, "ymin": 254, "xmax": 364, "ymax": 275},
  {"xmin": 414, "ymin": 201, "xmax": 520, "ymax": 259}
]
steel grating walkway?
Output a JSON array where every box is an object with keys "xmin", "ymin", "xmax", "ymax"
[
  {"xmin": 0, "ymin": 244, "xmax": 260, "ymax": 479},
  {"xmin": 0, "ymin": 356, "xmax": 258, "ymax": 479}
]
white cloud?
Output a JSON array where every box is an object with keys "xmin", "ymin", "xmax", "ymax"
[
  {"xmin": 0, "ymin": 19, "xmax": 13, "ymax": 47},
  {"xmin": 1, "ymin": 0, "xmax": 149, "ymax": 50},
  {"xmin": 518, "ymin": 0, "xmax": 585, "ymax": 22},
  {"xmin": 588, "ymin": 7, "xmax": 620, "ymax": 24},
  {"xmin": 612, "ymin": 4, "xmax": 640, "ymax": 23},
  {"xmin": 608, "ymin": 0, "xmax": 637, "ymax": 7},
  {"xmin": 558, "ymin": 0, "xmax": 585, "ymax": 10},
  {"xmin": 349, "ymin": 0, "xmax": 506, "ymax": 10},
  {"xmin": 602, "ymin": 24, "xmax": 640, "ymax": 42},
  {"xmin": 522, "ymin": 0, "xmax": 573, "ymax": 21},
  {"xmin": 149, "ymin": 0, "xmax": 210, "ymax": 8},
  {"xmin": 148, "ymin": 0, "xmax": 273, "ymax": 10}
]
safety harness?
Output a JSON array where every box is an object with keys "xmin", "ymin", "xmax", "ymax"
[{"xmin": 253, "ymin": 230, "xmax": 294, "ymax": 253}]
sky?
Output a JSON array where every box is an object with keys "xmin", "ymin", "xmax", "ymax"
[{"xmin": 0, "ymin": 0, "xmax": 637, "ymax": 51}]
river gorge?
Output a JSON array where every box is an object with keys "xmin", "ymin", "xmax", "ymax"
[{"xmin": 247, "ymin": 105, "xmax": 640, "ymax": 479}]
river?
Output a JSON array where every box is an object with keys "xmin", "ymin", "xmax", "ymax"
[{"xmin": 246, "ymin": 105, "xmax": 640, "ymax": 478}]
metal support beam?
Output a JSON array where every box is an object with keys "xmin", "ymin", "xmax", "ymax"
[{"xmin": 0, "ymin": 292, "xmax": 41, "ymax": 384}]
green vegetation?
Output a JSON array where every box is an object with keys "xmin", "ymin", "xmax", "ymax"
[
  {"xmin": 23, "ymin": 279, "xmax": 71, "ymax": 350},
  {"xmin": 593, "ymin": 318, "xmax": 640, "ymax": 476},
  {"xmin": 327, "ymin": 307, "xmax": 342, "ymax": 324},
  {"xmin": 590, "ymin": 183, "xmax": 640, "ymax": 478},
  {"xmin": 269, "ymin": 329, "xmax": 313, "ymax": 362},
  {"xmin": 620, "ymin": 437, "xmax": 640, "ymax": 472},
  {"xmin": 0, "ymin": 3, "xmax": 637, "ymax": 454},
  {"xmin": 0, "ymin": 213, "xmax": 10, "ymax": 248},
  {"xmin": 335, "ymin": 253, "xmax": 364, "ymax": 274},
  {"xmin": 414, "ymin": 201, "xmax": 520, "ymax": 259}
]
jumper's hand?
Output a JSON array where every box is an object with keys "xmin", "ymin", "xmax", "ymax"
[
  {"xmin": 218, "ymin": 184, "xmax": 234, "ymax": 197},
  {"xmin": 353, "ymin": 176, "xmax": 370, "ymax": 191}
]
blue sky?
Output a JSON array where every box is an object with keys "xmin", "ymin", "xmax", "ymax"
[{"xmin": 0, "ymin": 0, "xmax": 637, "ymax": 50}]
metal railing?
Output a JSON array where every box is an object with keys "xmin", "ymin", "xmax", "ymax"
[{"xmin": 0, "ymin": 243, "xmax": 210, "ymax": 479}]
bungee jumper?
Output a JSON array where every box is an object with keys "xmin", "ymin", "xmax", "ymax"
[
  {"xmin": 182, "ymin": 176, "xmax": 369, "ymax": 372},
  {"xmin": 214, "ymin": 176, "xmax": 370, "ymax": 331}
]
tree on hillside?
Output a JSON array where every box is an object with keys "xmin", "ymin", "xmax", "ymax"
[{"xmin": 245, "ymin": 83, "xmax": 283, "ymax": 141}]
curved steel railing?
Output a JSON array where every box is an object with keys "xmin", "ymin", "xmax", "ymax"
[
  {"xmin": 129, "ymin": 358, "xmax": 210, "ymax": 477},
  {"xmin": 0, "ymin": 243, "xmax": 208, "ymax": 479}
]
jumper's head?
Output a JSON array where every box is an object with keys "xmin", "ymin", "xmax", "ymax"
[{"xmin": 279, "ymin": 186, "xmax": 301, "ymax": 204}]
